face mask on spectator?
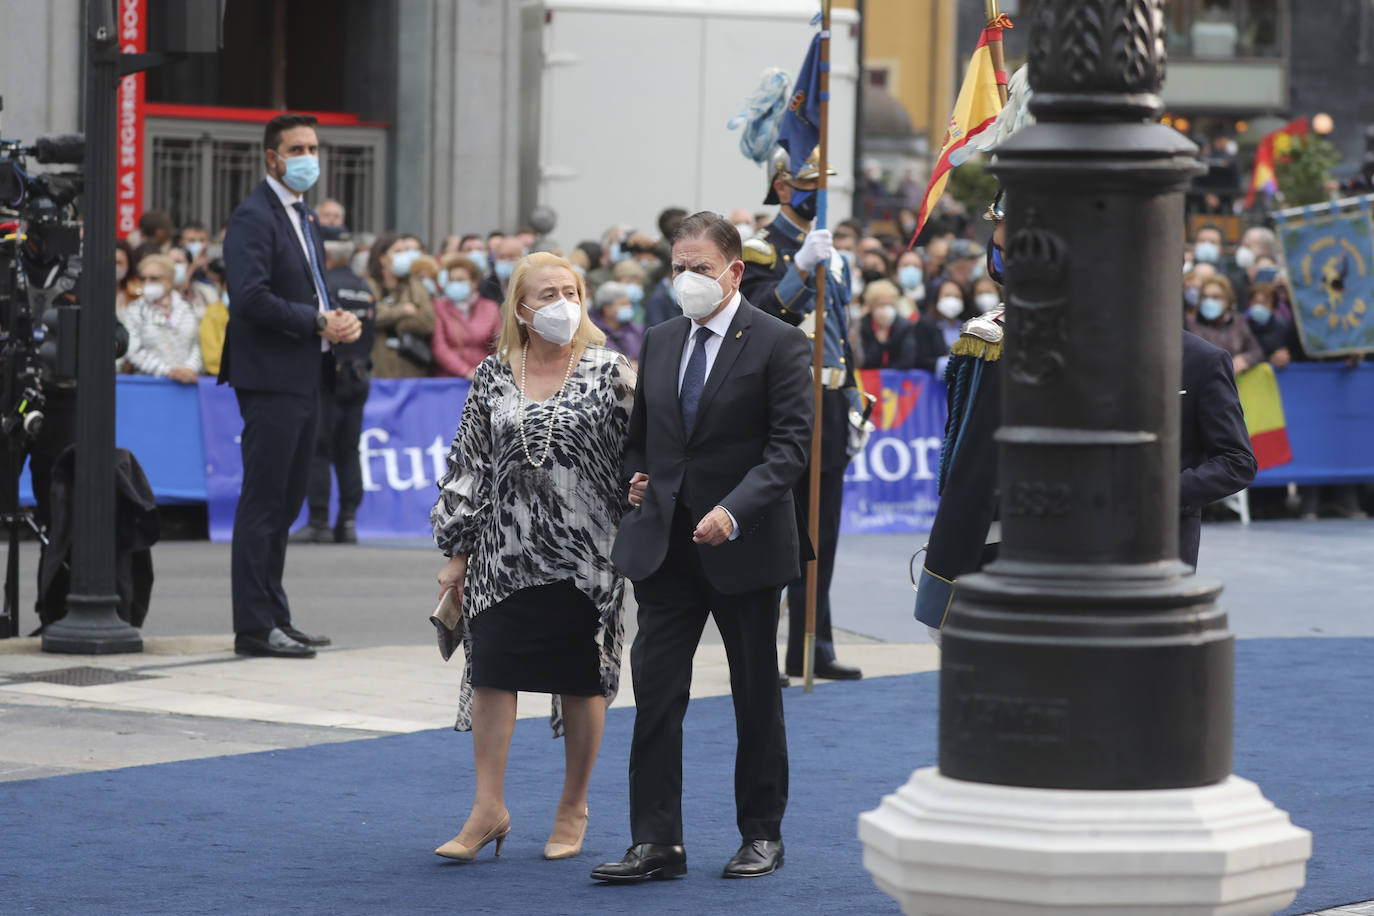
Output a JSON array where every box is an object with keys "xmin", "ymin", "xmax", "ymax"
[
  {"xmin": 1248, "ymin": 303, "xmax": 1272, "ymax": 325},
  {"xmin": 351, "ymin": 251, "xmax": 369, "ymax": 277},
  {"xmin": 610, "ymin": 242, "xmax": 628, "ymax": 263},
  {"xmin": 422, "ymin": 277, "xmax": 438, "ymax": 296},
  {"xmin": 873, "ymin": 304, "xmax": 897, "ymax": 328},
  {"xmin": 1199, "ymin": 297, "xmax": 1225, "ymax": 321},
  {"xmin": 520, "ymin": 297, "xmax": 581, "ymax": 346},
  {"xmin": 185, "ymin": 241, "xmax": 205, "ymax": 259},
  {"xmin": 494, "ymin": 260, "xmax": 516, "ymax": 280},
  {"xmin": 735, "ymin": 223, "xmax": 754, "ymax": 240},
  {"xmin": 280, "ymin": 153, "xmax": 320, "ymax": 193},
  {"xmin": 445, "ymin": 280, "xmax": 471, "ymax": 303},
  {"xmin": 465, "ymin": 250, "xmax": 489, "ymax": 275},
  {"xmin": 975, "ymin": 292, "xmax": 1000, "ymax": 313},
  {"xmin": 626, "ymin": 284, "xmax": 644, "ymax": 305},
  {"xmin": 861, "ymin": 267, "xmax": 886, "ymax": 285},
  {"xmin": 116, "ymin": 264, "xmax": 127, "ymax": 282},
  {"xmin": 1184, "ymin": 286, "xmax": 1201, "ymax": 308},
  {"xmin": 898, "ymin": 265, "xmax": 923, "ymax": 290},
  {"xmin": 1194, "ymin": 241, "xmax": 1220, "ymax": 264},
  {"xmin": 1254, "ymin": 265, "xmax": 1278, "ymax": 284},
  {"xmin": 390, "ymin": 249, "xmax": 420, "ymax": 277},
  {"xmin": 970, "ymin": 260, "xmax": 986, "ymax": 281},
  {"xmin": 142, "ymin": 282, "xmax": 167, "ymax": 302},
  {"xmin": 173, "ymin": 263, "xmax": 187, "ymax": 287},
  {"xmin": 847, "ymin": 303, "xmax": 864, "ymax": 323},
  {"xmin": 615, "ymin": 304, "xmax": 635, "ymax": 324},
  {"xmin": 1234, "ymin": 246, "xmax": 1256, "ymax": 270},
  {"xmin": 936, "ymin": 296, "xmax": 965, "ymax": 320}
]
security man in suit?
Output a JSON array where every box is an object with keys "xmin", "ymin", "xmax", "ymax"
[
  {"xmin": 592, "ymin": 212, "xmax": 813, "ymax": 883},
  {"xmin": 291, "ymin": 227, "xmax": 377, "ymax": 545},
  {"xmin": 221, "ymin": 112, "xmax": 361, "ymax": 658},
  {"xmin": 740, "ymin": 148, "xmax": 863, "ymax": 683}
]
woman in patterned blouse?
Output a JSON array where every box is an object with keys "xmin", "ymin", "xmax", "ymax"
[
  {"xmin": 430, "ymin": 252, "xmax": 635, "ymax": 863},
  {"xmin": 123, "ymin": 253, "xmax": 203, "ymax": 383}
]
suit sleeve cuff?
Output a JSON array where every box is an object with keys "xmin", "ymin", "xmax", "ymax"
[{"xmin": 718, "ymin": 505, "xmax": 741, "ymax": 541}]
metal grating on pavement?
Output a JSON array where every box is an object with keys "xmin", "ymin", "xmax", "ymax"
[{"xmin": 3, "ymin": 666, "xmax": 159, "ymax": 687}]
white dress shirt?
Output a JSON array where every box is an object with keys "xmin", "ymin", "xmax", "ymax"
[
  {"xmin": 265, "ymin": 172, "xmax": 329, "ymax": 350},
  {"xmin": 675, "ymin": 289, "xmax": 743, "ymax": 539},
  {"xmin": 678, "ymin": 290, "xmax": 742, "ymax": 392}
]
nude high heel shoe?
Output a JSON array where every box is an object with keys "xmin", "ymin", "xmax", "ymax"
[
  {"xmin": 435, "ymin": 811, "xmax": 511, "ymax": 861},
  {"xmin": 543, "ymin": 808, "xmax": 589, "ymax": 860}
]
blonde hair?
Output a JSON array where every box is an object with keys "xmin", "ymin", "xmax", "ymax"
[
  {"xmin": 496, "ymin": 252, "xmax": 605, "ymax": 361},
  {"xmin": 138, "ymin": 253, "xmax": 175, "ymax": 281}
]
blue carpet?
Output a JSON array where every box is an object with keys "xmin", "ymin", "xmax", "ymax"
[{"xmin": 3, "ymin": 638, "xmax": 1371, "ymax": 915}]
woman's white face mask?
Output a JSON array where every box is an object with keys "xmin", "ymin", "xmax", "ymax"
[{"xmin": 520, "ymin": 297, "xmax": 581, "ymax": 346}]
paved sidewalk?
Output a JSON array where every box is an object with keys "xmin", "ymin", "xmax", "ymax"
[{"xmin": 0, "ymin": 631, "xmax": 939, "ymax": 781}]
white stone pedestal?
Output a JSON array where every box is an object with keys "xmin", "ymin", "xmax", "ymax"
[{"xmin": 859, "ymin": 768, "xmax": 1311, "ymax": 916}]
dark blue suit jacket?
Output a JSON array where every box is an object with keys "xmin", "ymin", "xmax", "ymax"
[
  {"xmin": 220, "ymin": 179, "xmax": 329, "ymax": 395},
  {"xmin": 1179, "ymin": 330, "xmax": 1257, "ymax": 566}
]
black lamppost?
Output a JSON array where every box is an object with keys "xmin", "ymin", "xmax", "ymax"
[
  {"xmin": 860, "ymin": 1, "xmax": 1309, "ymax": 910},
  {"xmin": 42, "ymin": 0, "xmax": 140, "ymax": 655}
]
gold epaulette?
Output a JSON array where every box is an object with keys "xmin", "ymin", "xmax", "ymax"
[
  {"xmin": 951, "ymin": 306, "xmax": 1005, "ymax": 362},
  {"xmin": 742, "ymin": 236, "xmax": 776, "ymax": 268}
]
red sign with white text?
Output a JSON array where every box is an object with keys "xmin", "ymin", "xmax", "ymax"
[{"xmin": 116, "ymin": 0, "xmax": 146, "ymax": 237}]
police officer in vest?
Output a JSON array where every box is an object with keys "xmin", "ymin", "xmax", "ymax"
[
  {"xmin": 741, "ymin": 147, "xmax": 864, "ymax": 683},
  {"xmin": 291, "ymin": 227, "xmax": 377, "ymax": 544}
]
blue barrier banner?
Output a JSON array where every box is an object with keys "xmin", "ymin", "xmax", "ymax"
[
  {"xmin": 198, "ymin": 378, "xmax": 471, "ymax": 543},
  {"xmin": 1252, "ymin": 362, "xmax": 1374, "ymax": 486},
  {"xmin": 840, "ymin": 369, "xmax": 948, "ymax": 534},
  {"xmin": 1279, "ymin": 201, "xmax": 1374, "ymax": 357}
]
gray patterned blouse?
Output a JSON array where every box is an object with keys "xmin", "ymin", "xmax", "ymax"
[{"xmin": 431, "ymin": 345, "xmax": 635, "ymax": 736}]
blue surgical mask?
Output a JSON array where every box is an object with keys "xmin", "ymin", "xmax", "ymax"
[
  {"xmin": 898, "ymin": 265, "xmax": 923, "ymax": 290},
  {"xmin": 173, "ymin": 263, "xmax": 188, "ymax": 287},
  {"xmin": 445, "ymin": 280, "xmax": 472, "ymax": 302},
  {"xmin": 970, "ymin": 260, "xmax": 986, "ymax": 281},
  {"xmin": 390, "ymin": 249, "xmax": 420, "ymax": 277},
  {"xmin": 1194, "ymin": 241, "xmax": 1220, "ymax": 265},
  {"xmin": 185, "ymin": 241, "xmax": 205, "ymax": 259},
  {"xmin": 1247, "ymin": 303, "xmax": 1272, "ymax": 325},
  {"xmin": 422, "ymin": 277, "xmax": 438, "ymax": 296},
  {"xmin": 280, "ymin": 153, "xmax": 320, "ymax": 193},
  {"xmin": 465, "ymin": 250, "xmax": 489, "ymax": 274},
  {"xmin": 615, "ymin": 304, "xmax": 635, "ymax": 324},
  {"xmin": 610, "ymin": 242, "xmax": 628, "ymax": 263},
  {"xmin": 494, "ymin": 260, "xmax": 515, "ymax": 280},
  {"xmin": 1184, "ymin": 286, "xmax": 1201, "ymax": 308},
  {"xmin": 626, "ymin": 284, "xmax": 644, "ymax": 305},
  {"xmin": 1199, "ymin": 298, "xmax": 1225, "ymax": 321}
]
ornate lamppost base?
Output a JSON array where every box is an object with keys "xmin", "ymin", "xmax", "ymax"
[
  {"xmin": 859, "ymin": 768, "xmax": 1310, "ymax": 916},
  {"xmin": 41, "ymin": 594, "xmax": 142, "ymax": 655}
]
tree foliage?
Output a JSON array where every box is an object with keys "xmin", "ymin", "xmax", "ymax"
[{"xmin": 1274, "ymin": 134, "xmax": 1342, "ymax": 207}]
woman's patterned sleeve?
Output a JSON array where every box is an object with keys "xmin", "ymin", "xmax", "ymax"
[
  {"xmin": 610, "ymin": 353, "xmax": 636, "ymax": 439},
  {"xmin": 430, "ymin": 359, "xmax": 495, "ymax": 556}
]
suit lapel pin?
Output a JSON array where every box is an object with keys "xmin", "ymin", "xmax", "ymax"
[{"xmin": 735, "ymin": 331, "xmax": 743, "ymax": 339}]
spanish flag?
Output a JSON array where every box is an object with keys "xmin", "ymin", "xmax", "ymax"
[
  {"xmin": 1244, "ymin": 117, "xmax": 1308, "ymax": 210},
  {"xmin": 910, "ymin": 22, "xmax": 1008, "ymax": 242},
  {"xmin": 1236, "ymin": 362, "xmax": 1292, "ymax": 470}
]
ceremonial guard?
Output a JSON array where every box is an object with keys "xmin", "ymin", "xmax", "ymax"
[
  {"xmin": 741, "ymin": 147, "xmax": 865, "ymax": 682},
  {"xmin": 291, "ymin": 227, "xmax": 377, "ymax": 544},
  {"xmin": 913, "ymin": 195, "xmax": 1008, "ymax": 638}
]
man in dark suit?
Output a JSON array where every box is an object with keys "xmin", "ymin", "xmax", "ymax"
[
  {"xmin": 1179, "ymin": 329, "xmax": 1257, "ymax": 566},
  {"xmin": 221, "ymin": 113, "xmax": 361, "ymax": 659},
  {"xmin": 591, "ymin": 212, "xmax": 813, "ymax": 883}
]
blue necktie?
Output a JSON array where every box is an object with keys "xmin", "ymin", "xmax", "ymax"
[
  {"xmin": 293, "ymin": 201, "xmax": 330, "ymax": 309},
  {"xmin": 680, "ymin": 326, "xmax": 713, "ymax": 437}
]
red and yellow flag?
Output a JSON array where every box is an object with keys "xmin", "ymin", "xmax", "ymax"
[
  {"xmin": 1245, "ymin": 117, "xmax": 1308, "ymax": 210},
  {"xmin": 910, "ymin": 23, "xmax": 1008, "ymax": 243},
  {"xmin": 1236, "ymin": 362, "xmax": 1292, "ymax": 470}
]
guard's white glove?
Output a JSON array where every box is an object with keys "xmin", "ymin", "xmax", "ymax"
[{"xmin": 794, "ymin": 228, "xmax": 833, "ymax": 274}]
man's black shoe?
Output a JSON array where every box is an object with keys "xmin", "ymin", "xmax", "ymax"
[
  {"xmin": 234, "ymin": 628, "xmax": 316, "ymax": 659},
  {"xmin": 785, "ymin": 660, "xmax": 863, "ymax": 681},
  {"xmin": 333, "ymin": 519, "xmax": 357, "ymax": 544},
  {"xmin": 288, "ymin": 521, "xmax": 330, "ymax": 544},
  {"xmin": 590, "ymin": 844, "xmax": 687, "ymax": 883},
  {"xmin": 280, "ymin": 626, "xmax": 331, "ymax": 648},
  {"xmin": 722, "ymin": 839, "xmax": 784, "ymax": 878}
]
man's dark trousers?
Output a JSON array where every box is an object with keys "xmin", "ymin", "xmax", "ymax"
[
  {"xmin": 232, "ymin": 387, "xmax": 317, "ymax": 634},
  {"xmin": 306, "ymin": 390, "xmax": 365, "ymax": 520},
  {"xmin": 628, "ymin": 502, "xmax": 788, "ymax": 846}
]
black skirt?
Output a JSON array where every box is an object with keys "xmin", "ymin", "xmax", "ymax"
[{"xmin": 467, "ymin": 579, "xmax": 602, "ymax": 696}]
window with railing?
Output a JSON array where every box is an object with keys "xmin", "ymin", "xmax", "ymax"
[{"xmin": 1165, "ymin": 0, "xmax": 1283, "ymax": 60}]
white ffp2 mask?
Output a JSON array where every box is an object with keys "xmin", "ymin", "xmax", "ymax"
[
  {"xmin": 673, "ymin": 265, "xmax": 732, "ymax": 320},
  {"xmin": 520, "ymin": 297, "xmax": 581, "ymax": 346}
]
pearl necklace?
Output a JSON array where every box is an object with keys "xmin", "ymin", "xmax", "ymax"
[{"xmin": 517, "ymin": 340, "xmax": 579, "ymax": 468}]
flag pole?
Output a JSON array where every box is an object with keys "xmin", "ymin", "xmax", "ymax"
[
  {"xmin": 803, "ymin": 0, "xmax": 832, "ymax": 694},
  {"xmin": 985, "ymin": 0, "xmax": 1010, "ymax": 106}
]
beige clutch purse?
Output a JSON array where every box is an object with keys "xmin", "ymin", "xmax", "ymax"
[{"xmin": 430, "ymin": 588, "xmax": 464, "ymax": 662}]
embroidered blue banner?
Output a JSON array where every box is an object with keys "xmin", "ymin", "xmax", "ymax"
[{"xmin": 1278, "ymin": 197, "xmax": 1374, "ymax": 357}]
